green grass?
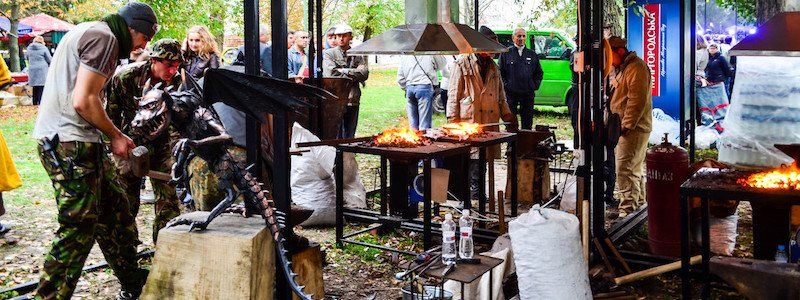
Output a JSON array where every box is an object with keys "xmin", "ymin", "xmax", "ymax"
[{"xmin": 0, "ymin": 107, "xmax": 50, "ymax": 207}]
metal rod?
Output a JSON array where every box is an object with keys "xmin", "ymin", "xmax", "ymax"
[
  {"xmin": 380, "ymin": 157, "xmax": 388, "ymax": 216},
  {"xmin": 336, "ymin": 150, "xmax": 345, "ymax": 246},
  {"xmin": 473, "ymin": 0, "xmax": 479, "ymax": 29},
  {"xmin": 478, "ymin": 147, "xmax": 487, "ymax": 218},
  {"xmin": 271, "ymin": 0, "xmax": 289, "ymax": 80},
  {"xmin": 590, "ymin": 0, "xmax": 607, "ymax": 242},
  {"xmin": 342, "ymin": 224, "xmax": 384, "ymax": 239},
  {"xmin": 295, "ymin": 136, "xmax": 372, "ymax": 147},
  {"xmin": 243, "ymin": 0, "xmax": 261, "ymax": 187},
  {"xmin": 680, "ymin": 193, "xmax": 692, "ymax": 298},
  {"xmin": 307, "ymin": 0, "xmax": 315, "ymax": 84},
  {"xmin": 315, "ymin": 0, "xmax": 323, "ymax": 83},
  {"xmin": 510, "ymin": 140, "xmax": 518, "ymax": 216},
  {"xmin": 679, "ymin": 0, "xmax": 687, "ymax": 148},
  {"xmin": 424, "ymin": 159, "xmax": 433, "ymax": 250},
  {"xmin": 689, "ymin": 0, "xmax": 698, "ymax": 163},
  {"xmin": 341, "ymin": 239, "xmax": 420, "ymax": 256},
  {"xmin": 701, "ymin": 198, "xmax": 711, "ymax": 298}
]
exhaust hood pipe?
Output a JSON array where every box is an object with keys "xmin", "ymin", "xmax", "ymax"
[
  {"xmin": 438, "ymin": 0, "xmax": 451, "ymax": 23},
  {"xmin": 347, "ymin": 0, "xmax": 507, "ymax": 55}
]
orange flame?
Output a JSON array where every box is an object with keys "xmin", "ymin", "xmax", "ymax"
[
  {"xmin": 373, "ymin": 127, "xmax": 428, "ymax": 147},
  {"xmin": 738, "ymin": 163, "xmax": 800, "ymax": 190},
  {"xmin": 441, "ymin": 122, "xmax": 484, "ymax": 140}
]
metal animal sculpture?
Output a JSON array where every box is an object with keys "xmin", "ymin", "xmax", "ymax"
[{"xmin": 129, "ymin": 72, "xmax": 323, "ymax": 300}]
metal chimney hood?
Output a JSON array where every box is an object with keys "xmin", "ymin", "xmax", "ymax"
[
  {"xmin": 729, "ymin": 12, "xmax": 800, "ymax": 57},
  {"xmin": 348, "ymin": 0, "xmax": 507, "ymax": 55}
]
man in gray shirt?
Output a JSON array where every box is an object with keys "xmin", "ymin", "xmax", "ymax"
[
  {"xmin": 397, "ymin": 55, "xmax": 446, "ymax": 130},
  {"xmin": 31, "ymin": 2, "xmax": 157, "ymax": 299}
]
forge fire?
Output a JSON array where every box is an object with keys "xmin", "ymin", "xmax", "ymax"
[
  {"xmin": 440, "ymin": 122, "xmax": 485, "ymax": 140},
  {"xmin": 738, "ymin": 163, "xmax": 800, "ymax": 190},
  {"xmin": 371, "ymin": 127, "xmax": 430, "ymax": 147}
]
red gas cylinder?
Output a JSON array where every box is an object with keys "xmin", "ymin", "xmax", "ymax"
[{"xmin": 645, "ymin": 133, "xmax": 689, "ymax": 257}]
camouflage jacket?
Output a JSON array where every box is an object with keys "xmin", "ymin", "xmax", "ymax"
[{"xmin": 105, "ymin": 61, "xmax": 181, "ymax": 141}]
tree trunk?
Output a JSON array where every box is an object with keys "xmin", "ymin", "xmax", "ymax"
[
  {"xmin": 461, "ymin": 0, "xmax": 475, "ymax": 27},
  {"xmin": 756, "ymin": 0, "xmax": 786, "ymax": 24},
  {"xmin": 9, "ymin": 0, "xmax": 21, "ymax": 72},
  {"xmin": 603, "ymin": 0, "xmax": 625, "ymax": 37},
  {"xmin": 362, "ymin": 4, "xmax": 375, "ymax": 40}
]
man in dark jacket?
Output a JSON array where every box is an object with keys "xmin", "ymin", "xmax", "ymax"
[
  {"xmin": 705, "ymin": 44, "xmax": 734, "ymax": 85},
  {"xmin": 498, "ymin": 28, "xmax": 544, "ymax": 130}
]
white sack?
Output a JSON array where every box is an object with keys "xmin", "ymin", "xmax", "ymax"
[
  {"xmin": 509, "ymin": 206, "xmax": 592, "ymax": 300},
  {"xmin": 290, "ymin": 123, "xmax": 337, "ymax": 226},
  {"xmin": 290, "ymin": 123, "xmax": 366, "ymax": 226}
]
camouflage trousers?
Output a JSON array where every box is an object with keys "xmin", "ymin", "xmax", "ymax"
[
  {"xmin": 36, "ymin": 141, "xmax": 147, "ymax": 300},
  {"xmin": 115, "ymin": 138, "xmax": 180, "ymax": 244},
  {"xmin": 188, "ymin": 146, "xmax": 247, "ymax": 211}
]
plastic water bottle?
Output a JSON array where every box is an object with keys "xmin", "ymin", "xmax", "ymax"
[
  {"xmin": 459, "ymin": 209, "xmax": 474, "ymax": 259},
  {"xmin": 775, "ymin": 245, "xmax": 788, "ymax": 263},
  {"xmin": 441, "ymin": 214, "xmax": 457, "ymax": 265}
]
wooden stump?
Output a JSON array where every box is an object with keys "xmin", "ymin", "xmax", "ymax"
[
  {"xmin": 506, "ymin": 158, "xmax": 551, "ymax": 205},
  {"xmin": 291, "ymin": 244, "xmax": 325, "ymax": 300},
  {"xmin": 142, "ymin": 212, "xmax": 274, "ymax": 300}
]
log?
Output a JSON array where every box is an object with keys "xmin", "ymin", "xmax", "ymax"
[
  {"xmin": 291, "ymin": 244, "xmax": 325, "ymax": 300},
  {"xmin": 142, "ymin": 212, "xmax": 274, "ymax": 300},
  {"xmin": 613, "ymin": 255, "xmax": 701, "ymax": 285},
  {"xmin": 505, "ymin": 158, "xmax": 551, "ymax": 205}
]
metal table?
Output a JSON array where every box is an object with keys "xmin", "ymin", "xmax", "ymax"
[
  {"xmin": 679, "ymin": 168, "xmax": 800, "ymax": 299},
  {"xmin": 335, "ymin": 141, "xmax": 471, "ymax": 251},
  {"xmin": 413, "ymin": 255, "xmax": 504, "ymax": 299},
  {"xmin": 437, "ymin": 131, "xmax": 519, "ymax": 216}
]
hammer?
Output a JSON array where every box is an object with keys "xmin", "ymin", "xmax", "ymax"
[{"xmin": 129, "ymin": 146, "xmax": 173, "ymax": 182}]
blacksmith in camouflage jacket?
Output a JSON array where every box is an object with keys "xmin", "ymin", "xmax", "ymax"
[{"xmin": 105, "ymin": 38, "xmax": 183, "ymax": 243}]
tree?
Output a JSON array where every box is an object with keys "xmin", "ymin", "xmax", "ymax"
[
  {"xmin": 346, "ymin": 0, "xmax": 403, "ymax": 40},
  {"xmin": 0, "ymin": 0, "xmax": 71, "ymax": 72},
  {"xmin": 716, "ymin": 0, "xmax": 757, "ymax": 23}
]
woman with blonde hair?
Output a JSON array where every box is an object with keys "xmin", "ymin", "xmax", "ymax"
[
  {"xmin": 183, "ymin": 25, "xmax": 220, "ymax": 79},
  {"xmin": 25, "ymin": 35, "xmax": 51, "ymax": 105}
]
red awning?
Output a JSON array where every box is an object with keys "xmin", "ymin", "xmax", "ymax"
[{"xmin": 20, "ymin": 13, "xmax": 75, "ymax": 36}]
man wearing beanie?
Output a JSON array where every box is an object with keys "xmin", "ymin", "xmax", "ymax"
[
  {"xmin": 105, "ymin": 39, "xmax": 182, "ymax": 246},
  {"xmin": 32, "ymin": 2, "xmax": 158, "ymax": 299}
]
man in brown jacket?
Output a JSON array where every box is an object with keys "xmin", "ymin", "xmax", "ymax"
[
  {"xmin": 607, "ymin": 37, "xmax": 653, "ymax": 217},
  {"xmin": 447, "ymin": 26, "xmax": 518, "ymax": 202}
]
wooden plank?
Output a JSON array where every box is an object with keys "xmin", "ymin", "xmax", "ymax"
[
  {"xmin": 142, "ymin": 212, "xmax": 274, "ymax": 300},
  {"xmin": 594, "ymin": 238, "xmax": 616, "ymax": 276},
  {"xmin": 604, "ymin": 238, "xmax": 633, "ymax": 274},
  {"xmin": 292, "ymin": 245, "xmax": 325, "ymax": 300},
  {"xmin": 613, "ymin": 255, "xmax": 701, "ymax": 286}
]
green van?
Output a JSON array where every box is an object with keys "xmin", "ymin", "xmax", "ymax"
[{"xmin": 495, "ymin": 29, "xmax": 575, "ymax": 107}]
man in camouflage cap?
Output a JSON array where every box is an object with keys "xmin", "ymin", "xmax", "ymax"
[{"xmin": 105, "ymin": 38, "xmax": 183, "ymax": 244}]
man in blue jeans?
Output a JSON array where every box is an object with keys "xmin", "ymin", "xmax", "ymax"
[{"xmin": 397, "ymin": 55, "xmax": 446, "ymax": 129}]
